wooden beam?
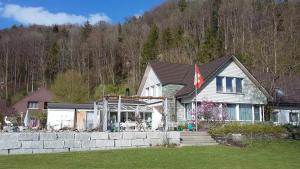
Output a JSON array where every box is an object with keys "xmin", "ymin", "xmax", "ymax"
[{"xmin": 103, "ymin": 95, "xmax": 173, "ymax": 100}]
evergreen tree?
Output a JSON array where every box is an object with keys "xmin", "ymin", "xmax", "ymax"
[
  {"xmin": 52, "ymin": 25, "xmax": 59, "ymax": 33},
  {"xmin": 178, "ymin": 0, "xmax": 188, "ymax": 12},
  {"xmin": 196, "ymin": 0, "xmax": 224, "ymax": 63},
  {"xmin": 141, "ymin": 24, "xmax": 159, "ymax": 72},
  {"xmin": 81, "ymin": 21, "xmax": 92, "ymax": 40}
]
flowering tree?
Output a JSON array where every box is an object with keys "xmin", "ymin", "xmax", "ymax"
[{"xmin": 188, "ymin": 101, "xmax": 228, "ymax": 122}]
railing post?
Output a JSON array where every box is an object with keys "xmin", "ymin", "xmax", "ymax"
[
  {"xmin": 103, "ymin": 98, "xmax": 108, "ymax": 131},
  {"xmin": 164, "ymin": 98, "xmax": 168, "ymax": 131}
]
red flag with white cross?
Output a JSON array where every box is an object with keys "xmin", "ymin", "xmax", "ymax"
[{"xmin": 194, "ymin": 64, "xmax": 204, "ymax": 89}]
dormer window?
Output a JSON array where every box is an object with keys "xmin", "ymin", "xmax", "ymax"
[
  {"xmin": 216, "ymin": 76, "xmax": 243, "ymax": 94},
  {"xmin": 226, "ymin": 77, "xmax": 233, "ymax": 92},
  {"xmin": 28, "ymin": 101, "xmax": 39, "ymax": 109},
  {"xmin": 236, "ymin": 78, "xmax": 243, "ymax": 93},
  {"xmin": 216, "ymin": 77, "xmax": 223, "ymax": 92}
]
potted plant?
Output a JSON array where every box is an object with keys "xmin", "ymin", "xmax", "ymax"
[{"xmin": 178, "ymin": 123, "xmax": 187, "ymax": 131}]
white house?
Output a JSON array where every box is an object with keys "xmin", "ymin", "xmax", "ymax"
[
  {"xmin": 138, "ymin": 55, "xmax": 300, "ymax": 129},
  {"xmin": 254, "ymin": 72, "xmax": 300, "ymax": 125},
  {"xmin": 46, "ymin": 103, "xmax": 94, "ymax": 131}
]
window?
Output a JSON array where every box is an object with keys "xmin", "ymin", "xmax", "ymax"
[
  {"xmin": 120, "ymin": 112, "xmax": 136, "ymax": 123},
  {"xmin": 127, "ymin": 112, "xmax": 135, "ymax": 121},
  {"xmin": 145, "ymin": 87, "xmax": 149, "ymax": 96},
  {"xmin": 86, "ymin": 111, "xmax": 94, "ymax": 130},
  {"xmin": 139, "ymin": 112, "xmax": 144, "ymax": 120},
  {"xmin": 272, "ymin": 112, "xmax": 279, "ymax": 122},
  {"xmin": 121, "ymin": 112, "xmax": 127, "ymax": 122},
  {"xmin": 139, "ymin": 112, "xmax": 152, "ymax": 122},
  {"xmin": 185, "ymin": 103, "xmax": 193, "ymax": 120},
  {"xmin": 145, "ymin": 113, "xmax": 152, "ymax": 122},
  {"xmin": 239, "ymin": 104, "xmax": 252, "ymax": 121},
  {"xmin": 156, "ymin": 84, "xmax": 161, "ymax": 96},
  {"xmin": 110, "ymin": 112, "xmax": 117, "ymax": 122},
  {"xmin": 28, "ymin": 101, "xmax": 38, "ymax": 109},
  {"xmin": 216, "ymin": 77, "xmax": 223, "ymax": 92},
  {"xmin": 151, "ymin": 86, "xmax": 155, "ymax": 96},
  {"xmin": 226, "ymin": 104, "xmax": 236, "ymax": 120},
  {"xmin": 254, "ymin": 105, "xmax": 260, "ymax": 121},
  {"xmin": 289, "ymin": 112, "xmax": 299, "ymax": 123},
  {"xmin": 226, "ymin": 77, "xmax": 233, "ymax": 92},
  {"xmin": 236, "ymin": 78, "xmax": 243, "ymax": 93}
]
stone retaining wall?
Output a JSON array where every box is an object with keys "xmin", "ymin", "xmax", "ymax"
[{"xmin": 0, "ymin": 131, "xmax": 180, "ymax": 155}]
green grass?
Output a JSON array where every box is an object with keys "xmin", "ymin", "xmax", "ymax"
[{"xmin": 0, "ymin": 140, "xmax": 300, "ymax": 169}]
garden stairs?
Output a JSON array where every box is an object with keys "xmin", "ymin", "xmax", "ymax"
[{"xmin": 180, "ymin": 131, "xmax": 218, "ymax": 146}]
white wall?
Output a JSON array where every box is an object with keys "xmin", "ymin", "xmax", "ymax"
[
  {"xmin": 140, "ymin": 67, "xmax": 162, "ymax": 104},
  {"xmin": 152, "ymin": 106, "xmax": 163, "ymax": 130},
  {"xmin": 138, "ymin": 66, "xmax": 165, "ymax": 129},
  {"xmin": 47, "ymin": 109, "xmax": 75, "ymax": 130},
  {"xmin": 182, "ymin": 61, "xmax": 267, "ymax": 105}
]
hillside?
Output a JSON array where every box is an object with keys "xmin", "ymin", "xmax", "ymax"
[{"xmin": 0, "ymin": 0, "xmax": 299, "ymax": 104}]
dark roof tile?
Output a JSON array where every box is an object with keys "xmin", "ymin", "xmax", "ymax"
[
  {"xmin": 253, "ymin": 72, "xmax": 300, "ymax": 105},
  {"xmin": 150, "ymin": 55, "xmax": 233, "ymax": 97},
  {"xmin": 13, "ymin": 87, "xmax": 53, "ymax": 113},
  {"xmin": 47, "ymin": 103, "xmax": 94, "ymax": 109}
]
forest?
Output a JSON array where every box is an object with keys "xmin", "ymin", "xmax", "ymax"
[{"xmin": 0, "ymin": 0, "xmax": 299, "ymax": 107}]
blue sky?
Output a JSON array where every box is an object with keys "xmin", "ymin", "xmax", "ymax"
[{"xmin": 0, "ymin": 0, "xmax": 165, "ymax": 29}]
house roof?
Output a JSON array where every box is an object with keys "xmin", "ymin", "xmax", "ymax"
[
  {"xmin": 150, "ymin": 55, "xmax": 233, "ymax": 97},
  {"xmin": 47, "ymin": 99, "xmax": 148, "ymax": 110},
  {"xmin": 252, "ymin": 72, "xmax": 300, "ymax": 105},
  {"xmin": 105, "ymin": 99, "xmax": 148, "ymax": 105},
  {"xmin": 47, "ymin": 103, "xmax": 94, "ymax": 109},
  {"xmin": 13, "ymin": 87, "xmax": 54, "ymax": 113}
]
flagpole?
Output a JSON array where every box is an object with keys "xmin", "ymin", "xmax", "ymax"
[{"xmin": 195, "ymin": 66, "xmax": 198, "ymax": 132}]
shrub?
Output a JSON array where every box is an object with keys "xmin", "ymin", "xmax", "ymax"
[
  {"xmin": 198, "ymin": 121, "xmax": 223, "ymax": 129},
  {"xmin": 51, "ymin": 70, "xmax": 89, "ymax": 103},
  {"xmin": 283, "ymin": 124, "xmax": 300, "ymax": 140},
  {"xmin": 94, "ymin": 83, "xmax": 127, "ymax": 99},
  {"xmin": 178, "ymin": 122, "xmax": 187, "ymax": 131},
  {"xmin": 208, "ymin": 123, "xmax": 287, "ymax": 137}
]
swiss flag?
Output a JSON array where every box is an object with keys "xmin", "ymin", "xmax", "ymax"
[{"xmin": 194, "ymin": 64, "xmax": 204, "ymax": 89}]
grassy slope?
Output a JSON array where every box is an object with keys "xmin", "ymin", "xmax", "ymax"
[{"xmin": 0, "ymin": 140, "xmax": 299, "ymax": 169}]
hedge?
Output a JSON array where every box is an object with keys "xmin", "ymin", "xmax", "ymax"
[{"xmin": 208, "ymin": 123, "xmax": 287, "ymax": 137}]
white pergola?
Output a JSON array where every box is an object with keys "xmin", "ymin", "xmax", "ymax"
[{"xmin": 95, "ymin": 96, "xmax": 170, "ymax": 132}]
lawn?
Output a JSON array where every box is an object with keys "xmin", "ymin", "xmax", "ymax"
[{"xmin": 0, "ymin": 140, "xmax": 299, "ymax": 169}]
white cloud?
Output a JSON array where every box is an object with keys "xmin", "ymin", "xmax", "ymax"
[
  {"xmin": 0, "ymin": 4, "xmax": 111, "ymax": 26},
  {"xmin": 134, "ymin": 10, "xmax": 143, "ymax": 18},
  {"xmin": 88, "ymin": 13, "xmax": 111, "ymax": 25}
]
